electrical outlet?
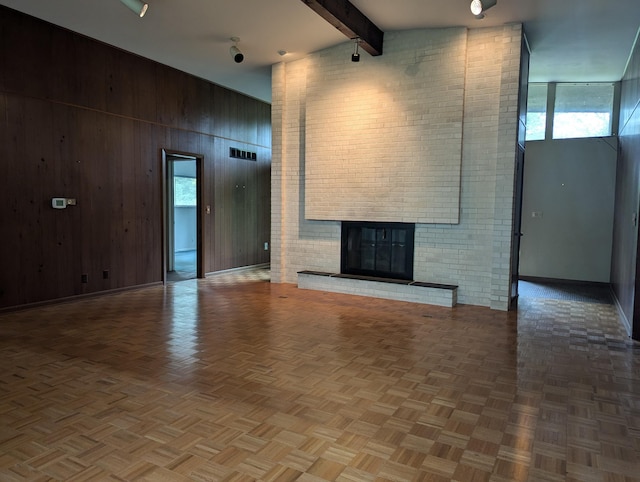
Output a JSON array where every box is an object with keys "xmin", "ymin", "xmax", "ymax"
[{"xmin": 264, "ymin": 242, "xmax": 269, "ymax": 251}]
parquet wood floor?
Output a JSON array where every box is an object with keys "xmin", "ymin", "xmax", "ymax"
[{"xmin": 1, "ymin": 269, "xmax": 639, "ymax": 481}]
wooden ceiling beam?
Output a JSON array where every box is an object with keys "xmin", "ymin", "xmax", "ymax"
[{"xmin": 300, "ymin": 0, "xmax": 384, "ymax": 56}]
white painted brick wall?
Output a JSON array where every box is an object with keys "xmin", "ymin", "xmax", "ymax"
[
  {"xmin": 305, "ymin": 29, "xmax": 466, "ymax": 224},
  {"xmin": 272, "ymin": 26, "xmax": 522, "ymax": 308},
  {"xmin": 270, "ymin": 63, "xmax": 285, "ymax": 283},
  {"xmin": 490, "ymin": 25, "xmax": 522, "ymax": 310}
]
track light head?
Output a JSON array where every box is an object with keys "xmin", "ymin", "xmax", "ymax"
[
  {"xmin": 470, "ymin": 0, "xmax": 496, "ymax": 18},
  {"xmin": 119, "ymin": 0, "xmax": 148, "ymax": 17},
  {"xmin": 351, "ymin": 38, "xmax": 360, "ymax": 63},
  {"xmin": 230, "ymin": 37, "xmax": 244, "ymax": 63},
  {"xmin": 230, "ymin": 46, "xmax": 244, "ymax": 63}
]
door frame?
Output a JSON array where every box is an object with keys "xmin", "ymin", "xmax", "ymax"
[
  {"xmin": 161, "ymin": 149, "xmax": 205, "ymax": 282},
  {"xmin": 509, "ymin": 33, "xmax": 530, "ymax": 310},
  {"xmin": 510, "ymin": 146, "xmax": 525, "ymax": 309}
]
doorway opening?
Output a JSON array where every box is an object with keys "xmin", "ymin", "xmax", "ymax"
[{"xmin": 162, "ymin": 151, "xmax": 204, "ymax": 282}]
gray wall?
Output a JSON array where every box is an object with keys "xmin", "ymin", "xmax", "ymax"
[
  {"xmin": 520, "ymin": 137, "xmax": 617, "ymax": 282},
  {"xmin": 174, "ymin": 207, "xmax": 197, "ymax": 252}
]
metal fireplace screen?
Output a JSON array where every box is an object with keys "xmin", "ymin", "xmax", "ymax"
[{"xmin": 341, "ymin": 221, "xmax": 415, "ymax": 280}]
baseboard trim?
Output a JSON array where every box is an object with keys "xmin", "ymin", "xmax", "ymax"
[
  {"xmin": 205, "ymin": 263, "xmax": 270, "ymax": 277},
  {"xmin": 0, "ymin": 282, "xmax": 164, "ymax": 314},
  {"xmin": 518, "ymin": 276, "xmax": 611, "ymax": 288},
  {"xmin": 611, "ymin": 289, "xmax": 633, "ymax": 337}
]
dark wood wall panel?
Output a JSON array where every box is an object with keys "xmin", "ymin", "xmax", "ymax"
[
  {"xmin": 213, "ymin": 86, "xmax": 268, "ymax": 145},
  {"xmin": 613, "ymin": 34, "xmax": 640, "ymax": 340},
  {"xmin": 58, "ymin": 34, "xmax": 110, "ymax": 113},
  {"xmin": 233, "ymin": 157, "xmax": 250, "ymax": 267},
  {"xmin": 257, "ymin": 102, "xmax": 273, "ymax": 148},
  {"xmin": 0, "ymin": 6, "xmax": 271, "ymax": 310},
  {"xmin": 133, "ymin": 123, "xmax": 169, "ymax": 283},
  {"xmin": 0, "ymin": 9, "xmax": 51, "ymax": 99},
  {"xmin": 210, "ymin": 138, "xmax": 271, "ymax": 272},
  {"xmin": 213, "ymin": 139, "xmax": 233, "ymax": 270},
  {"xmin": 50, "ymin": 102, "xmax": 82, "ymax": 299},
  {"xmin": 0, "ymin": 7, "xmax": 270, "ymax": 136}
]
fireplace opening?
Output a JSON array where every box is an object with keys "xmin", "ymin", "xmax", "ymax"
[{"xmin": 341, "ymin": 221, "xmax": 415, "ymax": 280}]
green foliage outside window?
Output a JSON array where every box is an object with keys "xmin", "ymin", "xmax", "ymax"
[{"xmin": 174, "ymin": 176, "xmax": 196, "ymax": 206}]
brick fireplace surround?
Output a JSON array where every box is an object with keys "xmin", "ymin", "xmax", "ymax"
[{"xmin": 270, "ymin": 25, "xmax": 523, "ymax": 310}]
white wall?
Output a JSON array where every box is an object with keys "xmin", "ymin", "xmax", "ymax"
[
  {"xmin": 520, "ymin": 137, "xmax": 618, "ymax": 282},
  {"xmin": 174, "ymin": 206, "xmax": 197, "ymax": 251},
  {"xmin": 172, "ymin": 161, "xmax": 197, "ymax": 252},
  {"xmin": 271, "ymin": 25, "xmax": 523, "ymax": 309}
]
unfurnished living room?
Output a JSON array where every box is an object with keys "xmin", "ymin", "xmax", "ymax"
[{"xmin": 1, "ymin": 1, "xmax": 639, "ymax": 481}]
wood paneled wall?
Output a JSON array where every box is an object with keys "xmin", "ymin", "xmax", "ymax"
[
  {"xmin": 0, "ymin": 6, "xmax": 271, "ymax": 309},
  {"xmin": 613, "ymin": 34, "xmax": 640, "ymax": 340}
]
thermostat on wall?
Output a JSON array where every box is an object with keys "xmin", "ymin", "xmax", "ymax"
[
  {"xmin": 51, "ymin": 197, "xmax": 77, "ymax": 209},
  {"xmin": 52, "ymin": 198, "xmax": 67, "ymax": 209}
]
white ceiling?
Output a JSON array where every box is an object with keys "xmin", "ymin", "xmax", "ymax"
[{"xmin": 1, "ymin": 0, "xmax": 638, "ymax": 103}]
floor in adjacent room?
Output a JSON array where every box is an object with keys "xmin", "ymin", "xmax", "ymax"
[
  {"xmin": 166, "ymin": 250, "xmax": 197, "ymax": 282},
  {"xmin": 0, "ymin": 271, "xmax": 638, "ymax": 481}
]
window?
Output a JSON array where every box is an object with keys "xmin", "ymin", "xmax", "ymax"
[
  {"xmin": 525, "ymin": 83, "xmax": 547, "ymax": 141},
  {"xmin": 174, "ymin": 176, "xmax": 196, "ymax": 206},
  {"xmin": 524, "ymin": 82, "xmax": 616, "ymax": 141},
  {"xmin": 552, "ymin": 83, "xmax": 614, "ymax": 139}
]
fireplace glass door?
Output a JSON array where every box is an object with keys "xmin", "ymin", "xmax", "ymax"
[{"xmin": 341, "ymin": 222, "xmax": 414, "ymax": 280}]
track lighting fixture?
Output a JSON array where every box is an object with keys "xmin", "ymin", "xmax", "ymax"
[
  {"xmin": 230, "ymin": 37, "xmax": 244, "ymax": 63},
  {"xmin": 351, "ymin": 38, "xmax": 360, "ymax": 63},
  {"xmin": 119, "ymin": 0, "xmax": 148, "ymax": 17},
  {"xmin": 470, "ymin": 0, "xmax": 496, "ymax": 18}
]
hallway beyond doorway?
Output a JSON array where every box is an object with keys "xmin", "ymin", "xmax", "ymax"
[{"xmin": 166, "ymin": 249, "xmax": 197, "ymax": 282}]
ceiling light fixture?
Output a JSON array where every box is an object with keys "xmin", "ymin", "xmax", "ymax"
[
  {"xmin": 119, "ymin": 0, "xmax": 148, "ymax": 17},
  {"xmin": 230, "ymin": 37, "xmax": 244, "ymax": 63},
  {"xmin": 470, "ymin": 0, "xmax": 496, "ymax": 18},
  {"xmin": 351, "ymin": 38, "xmax": 360, "ymax": 62}
]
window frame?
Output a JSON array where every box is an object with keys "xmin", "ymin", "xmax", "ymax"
[{"xmin": 525, "ymin": 82, "xmax": 620, "ymax": 142}]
